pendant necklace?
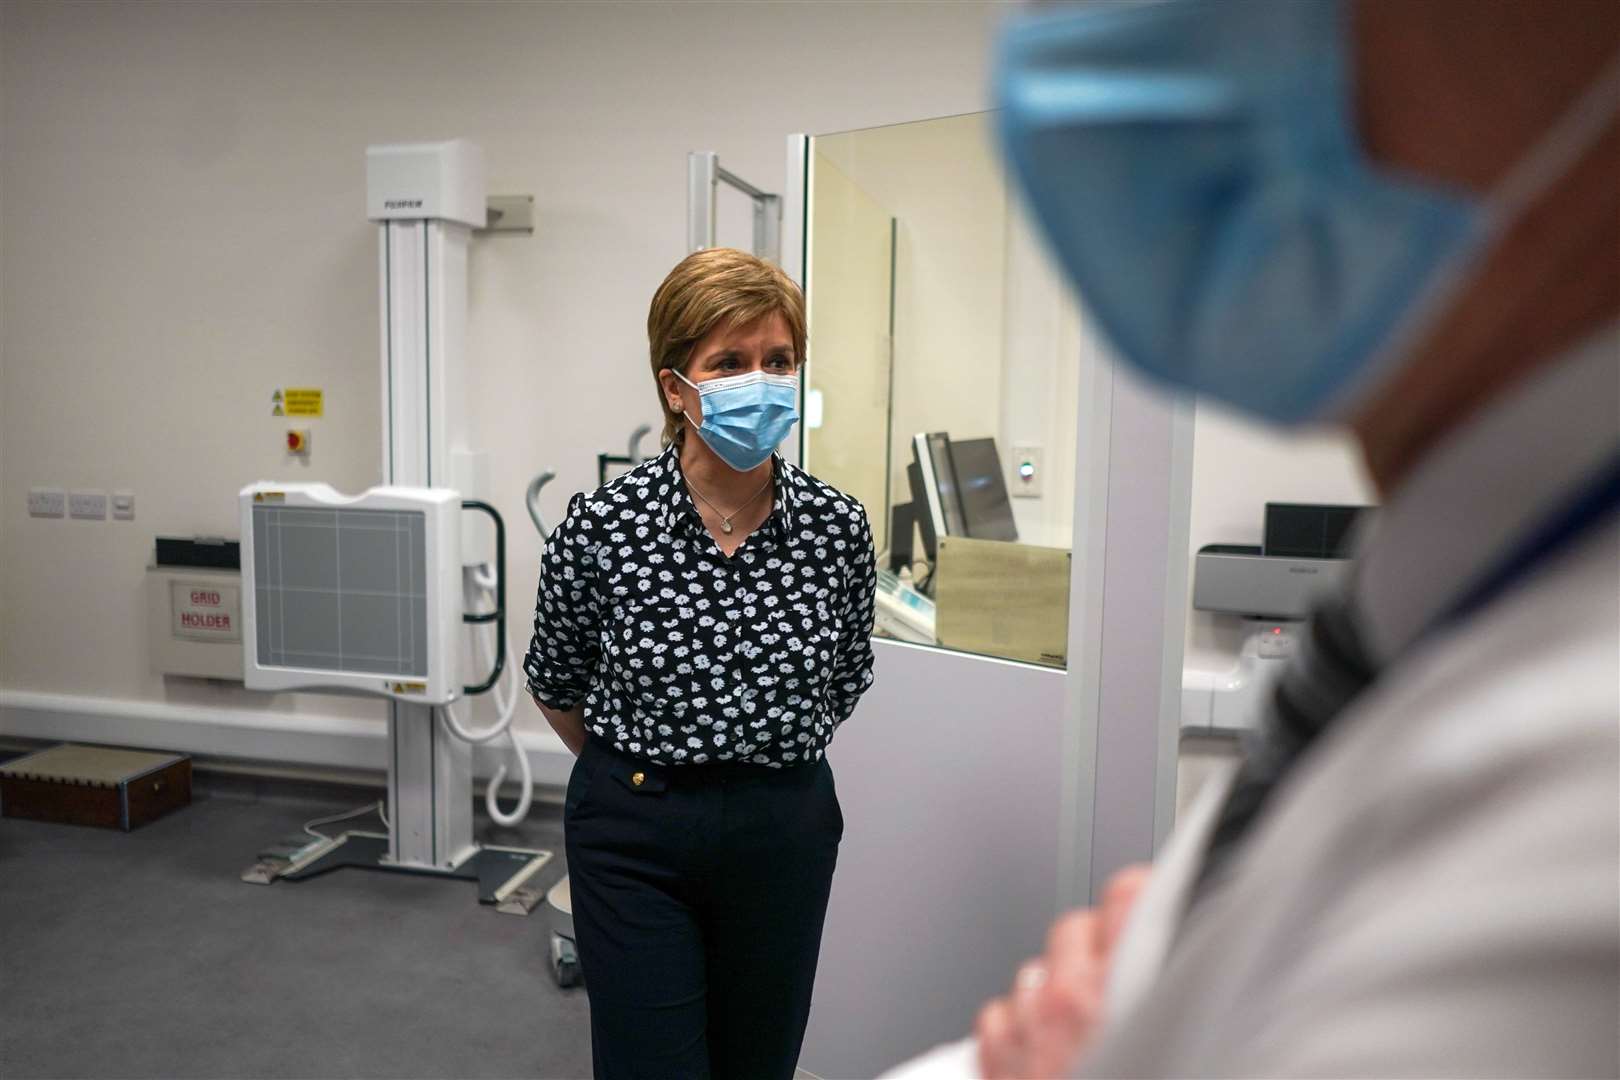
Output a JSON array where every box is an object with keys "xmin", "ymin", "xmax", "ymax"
[{"xmin": 686, "ymin": 470, "xmax": 773, "ymax": 535}]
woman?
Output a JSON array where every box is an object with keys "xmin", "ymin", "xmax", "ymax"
[{"xmin": 524, "ymin": 248, "xmax": 878, "ymax": 1080}]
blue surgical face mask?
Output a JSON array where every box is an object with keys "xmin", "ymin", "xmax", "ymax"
[
  {"xmin": 995, "ymin": 0, "xmax": 1620, "ymax": 425},
  {"xmin": 676, "ymin": 369, "xmax": 800, "ymax": 472}
]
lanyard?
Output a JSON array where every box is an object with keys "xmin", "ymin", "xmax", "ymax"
[{"xmin": 1439, "ymin": 450, "xmax": 1620, "ymax": 633}]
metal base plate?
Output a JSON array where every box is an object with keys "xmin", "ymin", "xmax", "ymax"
[{"xmin": 241, "ymin": 831, "xmax": 552, "ymax": 914}]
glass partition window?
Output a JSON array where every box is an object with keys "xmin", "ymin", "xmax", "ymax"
[{"xmin": 802, "ymin": 112, "xmax": 1082, "ymax": 669}]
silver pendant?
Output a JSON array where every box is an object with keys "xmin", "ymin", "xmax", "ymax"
[{"xmin": 721, "ymin": 519, "xmax": 734, "ymax": 534}]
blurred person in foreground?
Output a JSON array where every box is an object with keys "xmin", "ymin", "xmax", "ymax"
[{"xmin": 888, "ymin": 0, "xmax": 1619, "ymax": 1076}]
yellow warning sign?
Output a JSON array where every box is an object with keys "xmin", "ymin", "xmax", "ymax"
[
  {"xmin": 282, "ymin": 387, "xmax": 323, "ymax": 417},
  {"xmin": 272, "ymin": 404, "xmax": 284, "ymax": 416}
]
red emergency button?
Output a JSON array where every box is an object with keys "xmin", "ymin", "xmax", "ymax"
[{"xmin": 286, "ymin": 430, "xmax": 309, "ymax": 454}]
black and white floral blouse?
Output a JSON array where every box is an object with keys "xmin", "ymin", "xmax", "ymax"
[{"xmin": 524, "ymin": 444, "xmax": 877, "ymax": 768}]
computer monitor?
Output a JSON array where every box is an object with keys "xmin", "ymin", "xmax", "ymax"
[
  {"xmin": 948, "ymin": 437, "xmax": 1018, "ymax": 542},
  {"xmin": 911, "ymin": 432, "xmax": 966, "ymax": 554},
  {"xmin": 887, "ymin": 501, "xmax": 916, "ymax": 574},
  {"xmin": 1263, "ymin": 503, "xmax": 1368, "ymax": 559},
  {"xmin": 907, "ymin": 462, "xmax": 940, "ymax": 565}
]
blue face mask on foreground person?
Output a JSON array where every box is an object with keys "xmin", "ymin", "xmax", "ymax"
[{"xmin": 994, "ymin": 0, "xmax": 1620, "ymax": 424}]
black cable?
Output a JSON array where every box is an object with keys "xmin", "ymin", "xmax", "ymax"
[{"xmin": 461, "ymin": 500, "xmax": 505, "ymax": 695}]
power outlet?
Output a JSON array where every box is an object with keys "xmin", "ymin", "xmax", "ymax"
[
  {"xmin": 70, "ymin": 490, "xmax": 109, "ymax": 520},
  {"xmin": 28, "ymin": 487, "xmax": 67, "ymax": 518},
  {"xmin": 1011, "ymin": 443, "xmax": 1044, "ymax": 499}
]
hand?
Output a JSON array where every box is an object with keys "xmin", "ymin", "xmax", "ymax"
[
  {"xmin": 533, "ymin": 695, "xmax": 588, "ymax": 756},
  {"xmin": 975, "ymin": 864, "xmax": 1152, "ymax": 1079}
]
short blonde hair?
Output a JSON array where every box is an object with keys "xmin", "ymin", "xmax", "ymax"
[{"xmin": 647, "ymin": 248, "xmax": 807, "ymax": 448}]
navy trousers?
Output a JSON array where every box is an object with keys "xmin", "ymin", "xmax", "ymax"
[{"xmin": 564, "ymin": 737, "xmax": 844, "ymax": 1080}]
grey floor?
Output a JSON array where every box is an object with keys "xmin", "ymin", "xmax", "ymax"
[{"xmin": 0, "ymin": 765, "xmax": 592, "ymax": 1080}]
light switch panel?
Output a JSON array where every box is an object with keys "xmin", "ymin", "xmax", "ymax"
[
  {"xmin": 70, "ymin": 490, "xmax": 108, "ymax": 520},
  {"xmin": 28, "ymin": 487, "xmax": 66, "ymax": 518}
]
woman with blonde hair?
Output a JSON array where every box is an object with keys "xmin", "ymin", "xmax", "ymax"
[{"xmin": 525, "ymin": 248, "xmax": 878, "ymax": 1079}]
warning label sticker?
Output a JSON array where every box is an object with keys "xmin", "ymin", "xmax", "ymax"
[{"xmin": 274, "ymin": 387, "xmax": 323, "ymax": 417}]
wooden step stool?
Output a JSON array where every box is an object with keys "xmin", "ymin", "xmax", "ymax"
[{"xmin": 0, "ymin": 744, "xmax": 191, "ymax": 831}]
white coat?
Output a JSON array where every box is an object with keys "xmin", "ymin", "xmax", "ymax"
[
  {"xmin": 1085, "ymin": 521, "xmax": 1619, "ymax": 1078},
  {"xmin": 885, "ymin": 330, "xmax": 1620, "ymax": 1080}
]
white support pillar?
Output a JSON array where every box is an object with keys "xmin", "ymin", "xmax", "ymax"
[
  {"xmin": 377, "ymin": 218, "xmax": 477, "ymax": 871},
  {"xmin": 1058, "ymin": 341, "xmax": 1195, "ymax": 907},
  {"xmin": 369, "ymin": 141, "xmax": 485, "ymax": 872}
]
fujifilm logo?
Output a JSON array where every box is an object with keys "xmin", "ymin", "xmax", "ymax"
[{"xmin": 384, "ymin": 199, "xmax": 423, "ymax": 210}]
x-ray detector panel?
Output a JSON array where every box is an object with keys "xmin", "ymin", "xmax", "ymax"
[{"xmin": 239, "ymin": 482, "xmax": 462, "ymax": 704}]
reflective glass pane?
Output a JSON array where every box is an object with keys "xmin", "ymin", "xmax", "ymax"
[{"xmin": 803, "ymin": 112, "xmax": 1082, "ymax": 668}]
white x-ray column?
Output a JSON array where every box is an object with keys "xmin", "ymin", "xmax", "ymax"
[
  {"xmin": 369, "ymin": 139, "xmax": 494, "ymax": 871},
  {"xmin": 240, "ymin": 140, "xmax": 548, "ymax": 911}
]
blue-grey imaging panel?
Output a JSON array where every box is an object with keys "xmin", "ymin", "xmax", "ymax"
[{"xmin": 252, "ymin": 505, "xmax": 428, "ymax": 677}]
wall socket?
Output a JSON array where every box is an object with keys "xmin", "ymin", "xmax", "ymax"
[
  {"xmin": 28, "ymin": 487, "xmax": 67, "ymax": 518},
  {"xmin": 70, "ymin": 490, "xmax": 109, "ymax": 520}
]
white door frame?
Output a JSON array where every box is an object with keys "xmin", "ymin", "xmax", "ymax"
[{"xmin": 1059, "ymin": 346, "xmax": 1194, "ymax": 906}]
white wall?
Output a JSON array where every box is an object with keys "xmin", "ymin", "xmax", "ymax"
[
  {"xmin": 1000, "ymin": 201, "xmax": 1081, "ymax": 550},
  {"xmin": 810, "ymin": 642, "xmax": 1067, "ymax": 1078},
  {"xmin": 0, "ymin": 0, "xmax": 1006, "ymax": 733}
]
